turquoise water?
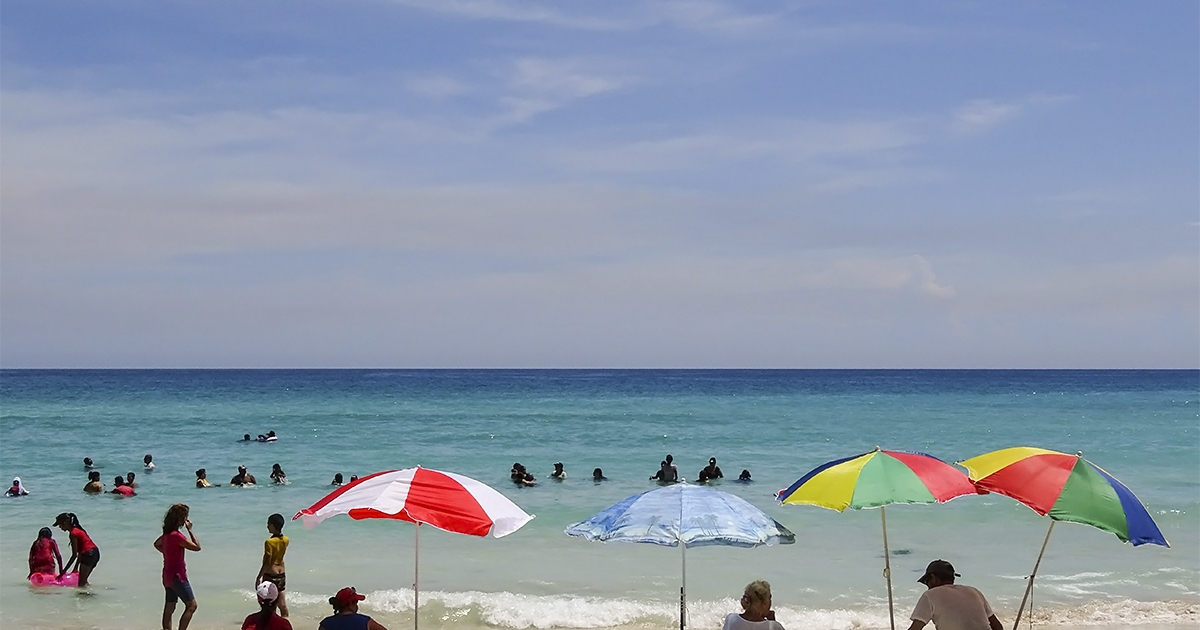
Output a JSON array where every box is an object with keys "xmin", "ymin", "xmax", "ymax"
[{"xmin": 1, "ymin": 370, "xmax": 1197, "ymax": 630}]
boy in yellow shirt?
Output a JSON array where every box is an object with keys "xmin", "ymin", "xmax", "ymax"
[{"xmin": 256, "ymin": 513, "xmax": 289, "ymax": 618}]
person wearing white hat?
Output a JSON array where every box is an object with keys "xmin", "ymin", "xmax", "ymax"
[{"xmin": 242, "ymin": 580, "xmax": 291, "ymax": 630}]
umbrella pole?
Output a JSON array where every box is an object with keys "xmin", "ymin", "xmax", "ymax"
[
  {"xmin": 414, "ymin": 522, "xmax": 420, "ymax": 630},
  {"xmin": 680, "ymin": 541, "xmax": 687, "ymax": 630},
  {"xmin": 1012, "ymin": 521, "xmax": 1055, "ymax": 630},
  {"xmin": 881, "ymin": 506, "xmax": 896, "ymax": 630}
]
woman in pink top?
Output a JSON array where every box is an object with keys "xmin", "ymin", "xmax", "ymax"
[{"xmin": 154, "ymin": 504, "xmax": 201, "ymax": 630}]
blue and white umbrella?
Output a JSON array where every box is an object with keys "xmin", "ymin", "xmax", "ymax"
[{"xmin": 565, "ymin": 484, "xmax": 795, "ymax": 630}]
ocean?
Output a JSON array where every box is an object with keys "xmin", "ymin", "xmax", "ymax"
[{"xmin": 0, "ymin": 369, "xmax": 1196, "ymax": 630}]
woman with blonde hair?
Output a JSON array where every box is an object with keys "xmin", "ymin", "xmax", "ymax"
[{"xmin": 723, "ymin": 580, "xmax": 785, "ymax": 630}]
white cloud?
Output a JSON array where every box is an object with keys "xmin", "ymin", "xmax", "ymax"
[
  {"xmin": 951, "ymin": 94, "xmax": 1073, "ymax": 135},
  {"xmin": 405, "ymin": 75, "xmax": 473, "ymax": 99}
]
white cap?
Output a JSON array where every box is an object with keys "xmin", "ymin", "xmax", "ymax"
[{"xmin": 256, "ymin": 581, "xmax": 279, "ymax": 602}]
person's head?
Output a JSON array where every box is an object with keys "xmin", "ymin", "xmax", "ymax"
[
  {"xmin": 329, "ymin": 586, "xmax": 366, "ymax": 613},
  {"xmin": 272, "ymin": 463, "xmax": 283, "ymax": 473},
  {"xmin": 113, "ymin": 475, "xmax": 125, "ymax": 486},
  {"xmin": 665, "ymin": 454, "xmax": 673, "ymax": 464},
  {"xmin": 126, "ymin": 471, "xmax": 136, "ymax": 483},
  {"xmin": 349, "ymin": 475, "xmax": 358, "ymax": 482},
  {"xmin": 238, "ymin": 465, "xmax": 248, "ymax": 473},
  {"xmin": 88, "ymin": 471, "xmax": 100, "ymax": 482},
  {"xmin": 593, "ymin": 468, "xmax": 604, "ymax": 480},
  {"xmin": 244, "ymin": 433, "xmax": 251, "ymax": 440},
  {"xmin": 196, "ymin": 468, "xmax": 207, "ymax": 479},
  {"xmin": 709, "ymin": 457, "xmax": 717, "ymax": 466},
  {"xmin": 38, "ymin": 526, "xmax": 53, "ymax": 539},
  {"xmin": 739, "ymin": 469, "xmax": 751, "ymax": 480},
  {"xmin": 255, "ymin": 581, "xmax": 281, "ymax": 625},
  {"xmin": 660, "ymin": 460, "xmax": 669, "ymax": 469},
  {"xmin": 267, "ymin": 513, "xmax": 285, "ymax": 535},
  {"xmin": 918, "ymin": 560, "xmax": 959, "ymax": 588},
  {"xmin": 162, "ymin": 503, "xmax": 190, "ymax": 534},
  {"xmin": 144, "ymin": 454, "xmax": 153, "ymax": 464},
  {"xmin": 554, "ymin": 462, "xmax": 564, "ymax": 470},
  {"xmin": 53, "ymin": 512, "xmax": 81, "ymax": 532},
  {"xmin": 268, "ymin": 430, "xmax": 276, "ymax": 437},
  {"xmin": 332, "ymin": 472, "xmax": 343, "ymax": 484},
  {"xmin": 10, "ymin": 478, "xmax": 18, "ymax": 488},
  {"xmin": 740, "ymin": 580, "xmax": 772, "ymax": 615},
  {"xmin": 83, "ymin": 457, "xmax": 93, "ymax": 466}
]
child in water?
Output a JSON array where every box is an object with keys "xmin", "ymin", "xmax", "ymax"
[
  {"xmin": 28, "ymin": 527, "xmax": 63, "ymax": 578},
  {"xmin": 195, "ymin": 469, "xmax": 219, "ymax": 488},
  {"xmin": 270, "ymin": 464, "xmax": 288, "ymax": 485},
  {"xmin": 256, "ymin": 513, "xmax": 290, "ymax": 618}
]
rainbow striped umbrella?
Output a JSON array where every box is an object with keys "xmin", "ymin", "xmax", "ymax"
[
  {"xmin": 959, "ymin": 447, "xmax": 1168, "ymax": 630},
  {"xmin": 777, "ymin": 448, "xmax": 978, "ymax": 630}
]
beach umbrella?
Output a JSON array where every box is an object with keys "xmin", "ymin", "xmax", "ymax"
[
  {"xmin": 776, "ymin": 447, "xmax": 978, "ymax": 630},
  {"xmin": 565, "ymin": 483, "xmax": 795, "ymax": 630},
  {"xmin": 959, "ymin": 447, "xmax": 1168, "ymax": 630},
  {"xmin": 294, "ymin": 467, "xmax": 534, "ymax": 630}
]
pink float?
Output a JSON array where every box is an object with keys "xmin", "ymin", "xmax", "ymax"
[{"xmin": 29, "ymin": 572, "xmax": 79, "ymax": 587}]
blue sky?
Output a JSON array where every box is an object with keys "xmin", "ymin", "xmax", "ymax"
[{"xmin": 1, "ymin": 1, "xmax": 1196, "ymax": 367}]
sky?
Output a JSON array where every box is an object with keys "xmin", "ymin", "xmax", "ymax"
[{"xmin": 1, "ymin": 1, "xmax": 1197, "ymax": 368}]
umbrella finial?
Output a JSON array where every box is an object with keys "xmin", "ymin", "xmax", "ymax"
[
  {"xmin": 1076, "ymin": 451, "xmax": 1083, "ymax": 458},
  {"xmin": 874, "ymin": 445, "xmax": 882, "ymax": 452}
]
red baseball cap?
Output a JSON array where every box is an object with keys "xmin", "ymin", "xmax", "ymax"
[{"xmin": 334, "ymin": 587, "xmax": 366, "ymax": 605}]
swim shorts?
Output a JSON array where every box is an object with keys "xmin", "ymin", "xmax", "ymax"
[
  {"xmin": 79, "ymin": 548, "xmax": 100, "ymax": 568},
  {"xmin": 263, "ymin": 571, "xmax": 286, "ymax": 591},
  {"xmin": 165, "ymin": 577, "xmax": 195, "ymax": 603}
]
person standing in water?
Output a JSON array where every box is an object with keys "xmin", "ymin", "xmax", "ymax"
[
  {"xmin": 54, "ymin": 512, "xmax": 99, "ymax": 587},
  {"xmin": 550, "ymin": 462, "xmax": 566, "ymax": 480},
  {"xmin": 155, "ymin": 504, "xmax": 202, "ymax": 630},
  {"xmin": 255, "ymin": 513, "xmax": 290, "ymax": 618},
  {"xmin": 84, "ymin": 471, "xmax": 104, "ymax": 494},
  {"xmin": 145, "ymin": 454, "xmax": 156, "ymax": 470},
  {"xmin": 28, "ymin": 527, "xmax": 63, "ymax": 578}
]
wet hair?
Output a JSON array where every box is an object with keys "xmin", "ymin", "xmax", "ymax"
[
  {"xmin": 332, "ymin": 473, "xmax": 343, "ymax": 484},
  {"xmin": 113, "ymin": 475, "xmax": 125, "ymax": 486},
  {"xmin": 244, "ymin": 434, "xmax": 251, "ymax": 440},
  {"xmin": 83, "ymin": 457, "xmax": 93, "ymax": 466},
  {"xmin": 593, "ymin": 468, "xmax": 604, "ymax": 478},
  {"xmin": 162, "ymin": 503, "xmax": 190, "ymax": 534},
  {"xmin": 126, "ymin": 471, "xmax": 136, "ymax": 482},
  {"xmin": 38, "ymin": 527, "xmax": 53, "ymax": 539},
  {"xmin": 665, "ymin": 454, "xmax": 673, "ymax": 463},
  {"xmin": 267, "ymin": 513, "xmax": 285, "ymax": 531},
  {"xmin": 88, "ymin": 471, "xmax": 101, "ymax": 482},
  {"xmin": 144, "ymin": 454, "xmax": 153, "ymax": 463},
  {"xmin": 56, "ymin": 512, "xmax": 84, "ymax": 532},
  {"xmin": 328, "ymin": 596, "xmax": 346, "ymax": 613},
  {"xmin": 742, "ymin": 580, "xmax": 772, "ymax": 610}
]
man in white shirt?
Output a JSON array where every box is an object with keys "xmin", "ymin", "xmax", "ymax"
[{"xmin": 907, "ymin": 560, "xmax": 1003, "ymax": 630}]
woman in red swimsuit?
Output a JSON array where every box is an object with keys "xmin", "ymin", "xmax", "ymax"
[{"xmin": 54, "ymin": 512, "xmax": 99, "ymax": 587}]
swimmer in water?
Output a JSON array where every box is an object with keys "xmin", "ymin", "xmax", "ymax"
[
  {"xmin": 242, "ymin": 434, "xmax": 252, "ymax": 441},
  {"xmin": 83, "ymin": 457, "xmax": 95, "ymax": 470},
  {"xmin": 550, "ymin": 462, "xmax": 566, "ymax": 480},
  {"xmin": 737, "ymin": 469, "xmax": 753, "ymax": 483},
  {"xmin": 195, "ymin": 468, "xmax": 219, "ymax": 488},
  {"xmin": 125, "ymin": 472, "xmax": 138, "ymax": 488},
  {"xmin": 144, "ymin": 454, "xmax": 155, "ymax": 470},
  {"xmin": 7, "ymin": 477, "xmax": 29, "ymax": 497},
  {"xmin": 111, "ymin": 476, "xmax": 135, "ymax": 497},
  {"xmin": 270, "ymin": 464, "xmax": 288, "ymax": 485},
  {"xmin": 592, "ymin": 468, "xmax": 607, "ymax": 482},
  {"xmin": 650, "ymin": 461, "xmax": 672, "ymax": 483},
  {"xmin": 231, "ymin": 465, "xmax": 257, "ymax": 486},
  {"xmin": 349, "ymin": 475, "xmax": 358, "ymax": 482},
  {"xmin": 84, "ymin": 471, "xmax": 104, "ymax": 494},
  {"xmin": 331, "ymin": 473, "xmax": 343, "ymax": 486}
]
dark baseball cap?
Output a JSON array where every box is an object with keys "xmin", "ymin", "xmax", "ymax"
[{"xmin": 918, "ymin": 559, "xmax": 960, "ymax": 584}]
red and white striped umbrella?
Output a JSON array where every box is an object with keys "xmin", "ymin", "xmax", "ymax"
[
  {"xmin": 293, "ymin": 467, "xmax": 533, "ymax": 630},
  {"xmin": 294, "ymin": 466, "xmax": 533, "ymax": 536}
]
